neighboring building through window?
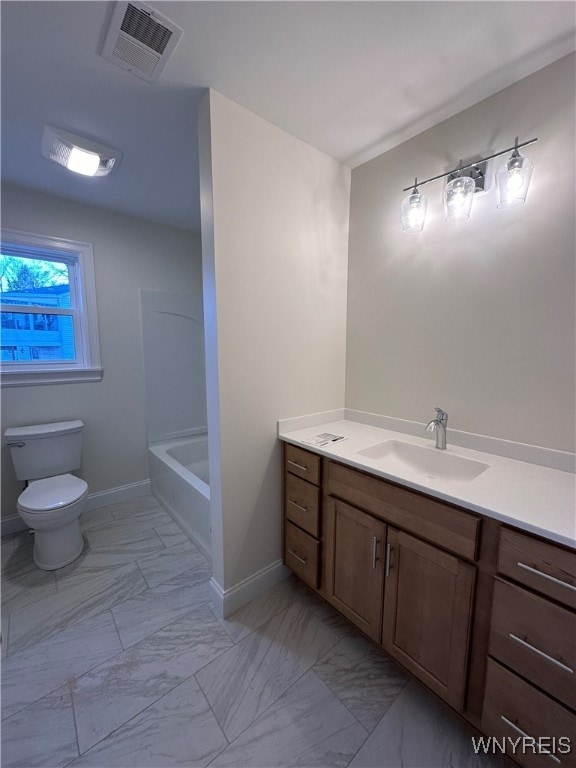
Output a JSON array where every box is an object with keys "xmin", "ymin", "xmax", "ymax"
[{"xmin": 0, "ymin": 229, "xmax": 102, "ymax": 386}]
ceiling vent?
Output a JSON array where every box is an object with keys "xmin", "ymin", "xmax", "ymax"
[{"xmin": 101, "ymin": 2, "xmax": 183, "ymax": 82}]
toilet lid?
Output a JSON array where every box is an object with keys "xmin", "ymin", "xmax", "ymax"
[{"xmin": 19, "ymin": 474, "xmax": 88, "ymax": 513}]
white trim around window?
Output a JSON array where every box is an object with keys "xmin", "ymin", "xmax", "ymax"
[{"xmin": 1, "ymin": 228, "xmax": 103, "ymax": 387}]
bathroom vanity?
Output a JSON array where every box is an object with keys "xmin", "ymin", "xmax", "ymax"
[{"xmin": 280, "ymin": 418, "xmax": 576, "ymax": 768}]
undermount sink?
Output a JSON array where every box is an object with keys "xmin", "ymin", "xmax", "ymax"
[{"xmin": 357, "ymin": 440, "xmax": 489, "ymax": 485}]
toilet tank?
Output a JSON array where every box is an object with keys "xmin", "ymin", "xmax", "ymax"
[{"xmin": 4, "ymin": 420, "xmax": 84, "ymax": 481}]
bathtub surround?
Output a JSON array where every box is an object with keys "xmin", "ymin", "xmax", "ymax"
[
  {"xmin": 1, "ymin": 494, "xmax": 506, "ymax": 768},
  {"xmin": 198, "ymin": 90, "xmax": 350, "ymax": 612},
  {"xmin": 0, "ymin": 184, "xmax": 202, "ymax": 534},
  {"xmin": 140, "ymin": 290, "xmax": 207, "ymax": 444}
]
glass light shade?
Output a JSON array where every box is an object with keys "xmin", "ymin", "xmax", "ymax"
[
  {"xmin": 443, "ymin": 175, "xmax": 475, "ymax": 221},
  {"xmin": 496, "ymin": 152, "xmax": 533, "ymax": 208},
  {"xmin": 401, "ymin": 190, "xmax": 427, "ymax": 233}
]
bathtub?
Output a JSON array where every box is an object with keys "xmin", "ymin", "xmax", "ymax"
[{"xmin": 149, "ymin": 434, "xmax": 211, "ymax": 562}]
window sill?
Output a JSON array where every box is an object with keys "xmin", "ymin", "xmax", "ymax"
[{"xmin": 1, "ymin": 368, "xmax": 103, "ymax": 387}]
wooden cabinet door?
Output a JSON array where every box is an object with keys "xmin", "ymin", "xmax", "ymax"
[
  {"xmin": 382, "ymin": 528, "xmax": 475, "ymax": 710},
  {"xmin": 325, "ymin": 497, "xmax": 386, "ymax": 642}
]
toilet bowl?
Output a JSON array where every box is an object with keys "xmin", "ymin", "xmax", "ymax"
[
  {"xmin": 17, "ymin": 474, "xmax": 88, "ymax": 570},
  {"xmin": 5, "ymin": 420, "xmax": 88, "ymax": 571}
]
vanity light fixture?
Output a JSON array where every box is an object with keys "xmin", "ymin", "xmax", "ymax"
[
  {"xmin": 401, "ymin": 137, "xmax": 537, "ymax": 232},
  {"xmin": 41, "ymin": 126, "xmax": 122, "ymax": 177}
]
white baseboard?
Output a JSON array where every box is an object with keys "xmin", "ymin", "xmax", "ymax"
[
  {"xmin": 83, "ymin": 479, "xmax": 151, "ymax": 512},
  {"xmin": 1, "ymin": 479, "xmax": 152, "ymax": 538},
  {"xmin": 209, "ymin": 560, "xmax": 291, "ymax": 618},
  {"xmin": 1, "ymin": 515, "xmax": 27, "ymax": 536}
]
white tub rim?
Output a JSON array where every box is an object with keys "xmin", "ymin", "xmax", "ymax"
[{"xmin": 149, "ymin": 435, "xmax": 210, "ymax": 500}]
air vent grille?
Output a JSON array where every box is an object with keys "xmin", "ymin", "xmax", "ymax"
[
  {"xmin": 121, "ymin": 4, "xmax": 172, "ymax": 55},
  {"xmin": 113, "ymin": 34, "xmax": 159, "ymax": 77},
  {"xmin": 100, "ymin": 1, "xmax": 183, "ymax": 82}
]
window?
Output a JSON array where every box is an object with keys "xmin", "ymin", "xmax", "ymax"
[{"xmin": 1, "ymin": 229, "xmax": 102, "ymax": 386}]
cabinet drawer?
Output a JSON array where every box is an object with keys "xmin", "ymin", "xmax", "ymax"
[
  {"xmin": 482, "ymin": 659, "xmax": 576, "ymax": 768},
  {"xmin": 498, "ymin": 528, "xmax": 576, "ymax": 610},
  {"xmin": 285, "ymin": 473, "xmax": 320, "ymax": 537},
  {"xmin": 285, "ymin": 444, "xmax": 321, "ymax": 485},
  {"xmin": 326, "ymin": 460, "xmax": 480, "ymax": 560},
  {"xmin": 489, "ymin": 578, "xmax": 576, "ymax": 710},
  {"xmin": 285, "ymin": 520, "xmax": 320, "ymax": 589}
]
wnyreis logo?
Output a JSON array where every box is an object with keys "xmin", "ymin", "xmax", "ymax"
[{"xmin": 472, "ymin": 735, "xmax": 572, "ymax": 759}]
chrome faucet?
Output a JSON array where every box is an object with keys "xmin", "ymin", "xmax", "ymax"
[{"xmin": 426, "ymin": 407, "xmax": 448, "ymax": 450}]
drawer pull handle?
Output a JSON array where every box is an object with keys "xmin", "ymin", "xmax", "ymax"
[
  {"xmin": 517, "ymin": 562, "xmax": 576, "ymax": 593},
  {"xmin": 287, "ymin": 549, "xmax": 307, "ymax": 566},
  {"xmin": 385, "ymin": 542, "xmax": 393, "ymax": 577},
  {"xmin": 371, "ymin": 536, "xmax": 379, "ymax": 570},
  {"xmin": 509, "ymin": 633, "xmax": 574, "ymax": 674},
  {"xmin": 500, "ymin": 716, "xmax": 561, "ymax": 765},
  {"xmin": 288, "ymin": 460, "xmax": 308, "ymax": 472},
  {"xmin": 288, "ymin": 500, "xmax": 308, "ymax": 514}
]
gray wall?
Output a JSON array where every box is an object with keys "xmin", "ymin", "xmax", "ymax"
[
  {"xmin": 346, "ymin": 54, "xmax": 575, "ymax": 452},
  {"xmin": 1, "ymin": 183, "xmax": 202, "ymax": 521}
]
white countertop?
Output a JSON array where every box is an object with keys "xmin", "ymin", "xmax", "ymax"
[{"xmin": 278, "ymin": 417, "xmax": 576, "ymax": 550}]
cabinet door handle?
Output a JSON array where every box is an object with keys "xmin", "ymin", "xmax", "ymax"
[
  {"xmin": 385, "ymin": 542, "xmax": 393, "ymax": 577},
  {"xmin": 517, "ymin": 562, "xmax": 576, "ymax": 593},
  {"xmin": 509, "ymin": 633, "xmax": 574, "ymax": 674},
  {"xmin": 500, "ymin": 716, "xmax": 561, "ymax": 765},
  {"xmin": 371, "ymin": 537, "xmax": 379, "ymax": 570},
  {"xmin": 288, "ymin": 500, "xmax": 308, "ymax": 513},
  {"xmin": 287, "ymin": 549, "xmax": 307, "ymax": 566},
  {"xmin": 288, "ymin": 460, "xmax": 308, "ymax": 472}
]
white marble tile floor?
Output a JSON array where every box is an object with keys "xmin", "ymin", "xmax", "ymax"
[{"xmin": 1, "ymin": 495, "xmax": 509, "ymax": 768}]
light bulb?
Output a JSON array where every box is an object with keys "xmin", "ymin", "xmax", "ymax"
[
  {"xmin": 506, "ymin": 168, "xmax": 525, "ymax": 194},
  {"xmin": 451, "ymin": 189, "xmax": 467, "ymax": 209},
  {"xmin": 67, "ymin": 147, "xmax": 100, "ymax": 176},
  {"xmin": 443, "ymin": 175, "xmax": 475, "ymax": 222},
  {"xmin": 401, "ymin": 188, "xmax": 427, "ymax": 233},
  {"xmin": 496, "ymin": 150, "xmax": 533, "ymax": 208},
  {"xmin": 407, "ymin": 205, "xmax": 424, "ymax": 228}
]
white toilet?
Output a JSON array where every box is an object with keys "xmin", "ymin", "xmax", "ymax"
[{"xmin": 5, "ymin": 420, "xmax": 88, "ymax": 570}]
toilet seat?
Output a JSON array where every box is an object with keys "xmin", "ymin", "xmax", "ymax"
[{"xmin": 18, "ymin": 474, "xmax": 88, "ymax": 514}]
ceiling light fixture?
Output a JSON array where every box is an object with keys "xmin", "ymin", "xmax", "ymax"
[
  {"xmin": 41, "ymin": 126, "xmax": 122, "ymax": 177},
  {"xmin": 401, "ymin": 137, "xmax": 537, "ymax": 233}
]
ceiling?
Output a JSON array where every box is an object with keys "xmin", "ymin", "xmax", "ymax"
[{"xmin": 2, "ymin": 1, "xmax": 574, "ymax": 232}]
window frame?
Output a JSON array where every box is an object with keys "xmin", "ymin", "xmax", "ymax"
[{"xmin": 1, "ymin": 228, "xmax": 102, "ymax": 387}]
